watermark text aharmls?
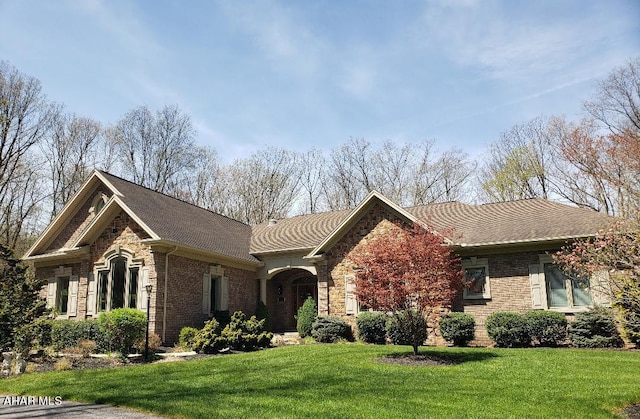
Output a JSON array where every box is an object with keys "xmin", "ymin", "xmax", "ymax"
[{"xmin": 2, "ymin": 395, "xmax": 63, "ymax": 406}]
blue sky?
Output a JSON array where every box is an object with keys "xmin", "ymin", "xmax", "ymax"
[{"xmin": 1, "ymin": 0, "xmax": 638, "ymax": 162}]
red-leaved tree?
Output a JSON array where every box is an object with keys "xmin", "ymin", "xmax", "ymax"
[{"xmin": 349, "ymin": 223, "xmax": 463, "ymax": 354}]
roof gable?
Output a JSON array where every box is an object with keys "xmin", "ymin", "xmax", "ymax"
[{"xmin": 304, "ymin": 190, "xmax": 418, "ymax": 259}]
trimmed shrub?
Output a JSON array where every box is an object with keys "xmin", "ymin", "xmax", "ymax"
[
  {"xmin": 439, "ymin": 312, "xmax": 475, "ymax": 346},
  {"xmin": 486, "ymin": 312, "xmax": 531, "ymax": 348},
  {"xmin": 179, "ymin": 327, "xmax": 200, "ymax": 350},
  {"xmin": 213, "ymin": 310, "xmax": 231, "ymax": 329},
  {"xmin": 255, "ymin": 301, "xmax": 271, "ymax": 332},
  {"xmin": 386, "ymin": 310, "xmax": 428, "ymax": 351},
  {"xmin": 356, "ymin": 312, "xmax": 388, "ymax": 344},
  {"xmin": 192, "ymin": 318, "xmax": 224, "ymax": 354},
  {"xmin": 51, "ymin": 319, "xmax": 105, "ymax": 351},
  {"xmin": 218, "ymin": 311, "xmax": 272, "ymax": 351},
  {"xmin": 568, "ymin": 307, "xmax": 624, "ymax": 348},
  {"xmin": 311, "ymin": 317, "xmax": 353, "ymax": 343},
  {"xmin": 296, "ymin": 297, "xmax": 317, "ymax": 338},
  {"xmin": 98, "ymin": 308, "xmax": 147, "ymax": 355},
  {"xmin": 525, "ymin": 310, "xmax": 567, "ymax": 347}
]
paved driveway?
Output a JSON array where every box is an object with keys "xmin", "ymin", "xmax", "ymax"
[{"xmin": 1, "ymin": 395, "xmax": 164, "ymax": 418}]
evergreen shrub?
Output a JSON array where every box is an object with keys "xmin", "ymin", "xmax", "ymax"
[
  {"xmin": 485, "ymin": 311, "xmax": 531, "ymax": 348},
  {"xmin": 356, "ymin": 312, "xmax": 388, "ymax": 344},
  {"xmin": 296, "ymin": 297, "xmax": 317, "ymax": 338},
  {"xmin": 525, "ymin": 310, "xmax": 567, "ymax": 347},
  {"xmin": 568, "ymin": 307, "xmax": 624, "ymax": 348},
  {"xmin": 311, "ymin": 316, "xmax": 353, "ymax": 343},
  {"xmin": 439, "ymin": 312, "xmax": 475, "ymax": 346}
]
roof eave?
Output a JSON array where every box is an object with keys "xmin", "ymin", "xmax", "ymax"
[{"xmin": 142, "ymin": 239, "xmax": 264, "ymax": 270}]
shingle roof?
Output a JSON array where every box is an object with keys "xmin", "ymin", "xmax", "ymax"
[
  {"xmin": 250, "ymin": 209, "xmax": 351, "ymax": 254},
  {"xmin": 98, "ymin": 171, "xmax": 260, "ymax": 265},
  {"xmin": 406, "ymin": 199, "xmax": 611, "ymax": 246},
  {"xmin": 250, "ymin": 198, "xmax": 611, "ymax": 253}
]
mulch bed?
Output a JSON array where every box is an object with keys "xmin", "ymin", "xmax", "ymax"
[
  {"xmin": 375, "ymin": 354, "xmax": 460, "ymax": 366},
  {"xmin": 621, "ymin": 405, "xmax": 640, "ymax": 419}
]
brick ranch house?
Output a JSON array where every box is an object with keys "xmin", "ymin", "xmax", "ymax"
[{"xmin": 24, "ymin": 170, "xmax": 612, "ymax": 345}]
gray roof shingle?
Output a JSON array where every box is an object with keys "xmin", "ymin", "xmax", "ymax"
[
  {"xmin": 99, "ymin": 171, "xmax": 260, "ymax": 265},
  {"xmin": 250, "ymin": 199, "xmax": 611, "ymax": 253}
]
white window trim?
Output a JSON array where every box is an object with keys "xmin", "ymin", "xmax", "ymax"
[
  {"xmin": 49, "ymin": 266, "xmax": 78, "ymax": 319},
  {"xmin": 531, "ymin": 255, "xmax": 601, "ymax": 313},
  {"xmin": 462, "ymin": 257, "xmax": 491, "ymax": 300},
  {"xmin": 93, "ymin": 248, "xmax": 144, "ymax": 314},
  {"xmin": 89, "ymin": 193, "xmax": 108, "ymax": 215},
  {"xmin": 202, "ymin": 264, "xmax": 229, "ymax": 315}
]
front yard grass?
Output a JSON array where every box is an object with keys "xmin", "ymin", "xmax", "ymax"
[{"xmin": 1, "ymin": 344, "xmax": 638, "ymax": 418}]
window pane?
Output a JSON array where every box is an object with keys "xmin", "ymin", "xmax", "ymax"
[
  {"xmin": 129, "ymin": 268, "xmax": 139, "ymax": 308},
  {"xmin": 572, "ymin": 277, "xmax": 592, "ymax": 306},
  {"xmin": 57, "ymin": 276, "xmax": 70, "ymax": 314},
  {"xmin": 98, "ymin": 271, "xmax": 108, "ymax": 311},
  {"xmin": 210, "ymin": 277, "xmax": 217, "ymax": 313},
  {"xmin": 545, "ymin": 265, "xmax": 568, "ymax": 307},
  {"xmin": 464, "ymin": 267, "xmax": 486, "ymax": 295},
  {"xmin": 111, "ymin": 258, "xmax": 126, "ymax": 309}
]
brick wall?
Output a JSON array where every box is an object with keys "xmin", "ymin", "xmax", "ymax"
[{"xmin": 159, "ymin": 254, "xmax": 258, "ymax": 344}]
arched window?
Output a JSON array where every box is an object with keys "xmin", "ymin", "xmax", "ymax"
[
  {"xmin": 94, "ymin": 249, "xmax": 143, "ymax": 312},
  {"xmin": 90, "ymin": 193, "xmax": 108, "ymax": 215}
]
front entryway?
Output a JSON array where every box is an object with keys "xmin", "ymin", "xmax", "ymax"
[{"xmin": 268, "ymin": 269, "xmax": 318, "ymax": 332}]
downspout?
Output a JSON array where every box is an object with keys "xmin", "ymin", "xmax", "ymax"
[{"xmin": 162, "ymin": 246, "xmax": 178, "ymax": 343}]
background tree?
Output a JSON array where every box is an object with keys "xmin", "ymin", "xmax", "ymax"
[
  {"xmin": 109, "ymin": 105, "xmax": 198, "ymax": 195},
  {"xmin": 0, "ymin": 243, "xmax": 48, "ymax": 351},
  {"xmin": 349, "ymin": 223, "xmax": 463, "ymax": 354},
  {"xmin": 554, "ymin": 219, "xmax": 640, "ymax": 345},
  {"xmin": 224, "ymin": 147, "xmax": 301, "ymax": 224},
  {"xmin": 43, "ymin": 112, "xmax": 104, "ymax": 218},
  {"xmin": 0, "ymin": 61, "xmax": 56, "ymax": 251}
]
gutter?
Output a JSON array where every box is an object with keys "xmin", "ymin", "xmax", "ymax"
[{"xmin": 162, "ymin": 246, "xmax": 178, "ymax": 343}]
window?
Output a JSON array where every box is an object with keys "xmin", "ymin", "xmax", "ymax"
[
  {"xmin": 544, "ymin": 264, "xmax": 591, "ymax": 309},
  {"xmin": 47, "ymin": 266, "xmax": 78, "ymax": 318},
  {"xmin": 56, "ymin": 276, "xmax": 70, "ymax": 315},
  {"xmin": 530, "ymin": 255, "xmax": 599, "ymax": 312},
  {"xmin": 462, "ymin": 258, "xmax": 491, "ymax": 299},
  {"xmin": 202, "ymin": 265, "xmax": 229, "ymax": 315},
  {"xmin": 90, "ymin": 193, "xmax": 108, "ymax": 215},
  {"xmin": 94, "ymin": 250, "xmax": 144, "ymax": 312}
]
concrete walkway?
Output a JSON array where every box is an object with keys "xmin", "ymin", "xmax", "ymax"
[{"xmin": 0, "ymin": 395, "xmax": 164, "ymax": 418}]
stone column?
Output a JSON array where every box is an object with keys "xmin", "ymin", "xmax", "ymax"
[{"xmin": 259, "ymin": 278, "xmax": 267, "ymax": 304}]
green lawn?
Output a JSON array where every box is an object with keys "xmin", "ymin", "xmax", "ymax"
[{"xmin": 1, "ymin": 344, "xmax": 638, "ymax": 418}]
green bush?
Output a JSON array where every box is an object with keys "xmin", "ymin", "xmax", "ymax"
[
  {"xmin": 51, "ymin": 319, "xmax": 105, "ymax": 351},
  {"xmin": 486, "ymin": 312, "xmax": 531, "ymax": 348},
  {"xmin": 439, "ymin": 312, "xmax": 475, "ymax": 346},
  {"xmin": 386, "ymin": 310, "xmax": 428, "ymax": 353},
  {"xmin": 568, "ymin": 307, "xmax": 624, "ymax": 348},
  {"xmin": 218, "ymin": 311, "xmax": 272, "ymax": 351},
  {"xmin": 255, "ymin": 301, "xmax": 271, "ymax": 332},
  {"xmin": 525, "ymin": 310, "xmax": 567, "ymax": 347},
  {"xmin": 179, "ymin": 327, "xmax": 200, "ymax": 350},
  {"xmin": 356, "ymin": 312, "xmax": 388, "ymax": 344},
  {"xmin": 192, "ymin": 318, "xmax": 224, "ymax": 354},
  {"xmin": 98, "ymin": 308, "xmax": 147, "ymax": 355},
  {"xmin": 213, "ymin": 310, "xmax": 231, "ymax": 329},
  {"xmin": 296, "ymin": 297, "xmax": 317, "ymax": 338},
  {"xmin": 311, "ymin": 317, "xmax": 353, "ymax": 343}
]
